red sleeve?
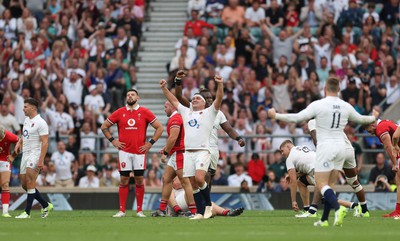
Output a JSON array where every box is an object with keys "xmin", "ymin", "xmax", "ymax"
[
  {"xmin": 370, "ymin": 49, "xmax": 378, "ymax": 61},
  {"xmin": 200, "ymin": 20, "xmax": 214, "ymax": 29},
  {"xmin": 5, "ymin": 131, "xmax": 19, "ymax": 143},
  {"xmin": 376, "ymin": 122, "xmax": 390, "ymax": 142},
  {"xmin": 169, "ymin": 115, "xmax": 182, "ymax": 130},
  {"xmin": 183, "ymin": 22, "xmax": 189, "ymax": 36},
  {"xmin": 107, "ymin": 108, "xmax": 120, "ymax": 125},
  {"xmin": 145, "ymin": 109, "xmax": 157, "ymax": 124}
]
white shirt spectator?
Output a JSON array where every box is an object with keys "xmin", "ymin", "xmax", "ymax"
[
  {"xmin": 78, "ymin": 176, "xmax": 100, "ymax": 188},
  {"xmin": 0, "ymin": 112, "xmax": 20, "ymax": 134},
  {"xmin": 84, "ymin": 93, "xmax": 105, "ymax": 123},
  {"xmin": 332, "ymin": 54, "xmax": 357, "ymax": 70},
  {"xmin": 228, "ymin": 173, "xmax": 253, "ymax": 187},
  {"xmin": 215, "ymin": 65, "xmax": 233, "ymax": 81},
  {"xmin": 80, "ymin": 131, "xmax": 96, "ymax": 151},
  {"xmin": 245, "ymin": 5, "xmax": 266, "ymax": 22},
  {"xmin": 51, "ymin": 150, "xmax": 75, "ymax": 181},
  {"xmin": 63, "ymin": 77, "xmax": 84, "ymax": 106},
  {"xmin": 45, "ymin": 108, "xmax": 74, "ymax": 136},
  {"xmin": 188, "ymin": 0, "xmax": 206, "ymax": 16}
]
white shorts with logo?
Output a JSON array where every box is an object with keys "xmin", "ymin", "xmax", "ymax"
[
  {"xmin": 315, "ymin": 143, "xmax": 345, "ymax": 172},
  {"xmin": 118, "ymin": 150, "xmax": 146, "ymax": 171},
  {"xmin": 0, "ymin": 161, "xmax": 11, "ymax": 172},
  {"xmin": 209, "ymin": 147, "xmax": 219, "ymax": 170},
  {"xmin": 343, "ymin": 147, "xmax": 357, "ymax": 169},
  {"xmin": 183, "ymin": 150, "xmax": 210, "ymax": 177},
  {"xmin": 20, "ymin": 151, "xmax": 40, "ymax": 174}
]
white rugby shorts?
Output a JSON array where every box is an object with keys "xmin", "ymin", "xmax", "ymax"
[
  {"xmin": 118, "ymin": 150, "xmax": 146, "ymax": 171},
  {"xmin": 183, "ymin": 150, "xmax": 210, "ymax": 177}
]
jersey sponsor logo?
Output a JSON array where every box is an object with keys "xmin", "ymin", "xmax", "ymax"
[
  {"xmin": 23, "ymin": 129, "xmax": 29, "ymax": 139},
  {"xmin": 188, "ymin": 119, "xmax": 199, "ymax": 128},
  {"xmin": 126, "ymin": 118, "xmax": 138, "ymax": 130}
]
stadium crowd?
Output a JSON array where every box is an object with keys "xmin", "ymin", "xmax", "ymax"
[{"xmin": 0, "ymin": 0, "xmax": 399, "ymax": 191}]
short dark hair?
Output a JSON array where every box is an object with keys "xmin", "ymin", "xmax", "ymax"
[
  {"xmin": 127, "ymin": 89, "xmax": 139, "ymax": 95},
  {"xmin": 24, "ymin": 98, "xmax": 39, "ymax": 109},
  {"xmin": 279, "ymin": 140, "xmax": 293, "ymax": 149}
]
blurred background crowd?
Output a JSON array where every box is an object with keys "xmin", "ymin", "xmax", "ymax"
[{"xmin": 0, "ymin": 0, "xmax": 399, "ymax": 192}]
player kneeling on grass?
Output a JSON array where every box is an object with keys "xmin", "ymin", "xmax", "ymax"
[
  {"xmin": 281, "ymin": 140, "xmax": 365, "ymax": 218},
  {"xmin": 167, "ymin": 177, "xmax": 244, "ymax": 217}
]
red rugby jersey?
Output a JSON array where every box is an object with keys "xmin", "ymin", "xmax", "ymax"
[{"xmin": 107, "ymin": 105, "xmax": 156, "ymax": 154}]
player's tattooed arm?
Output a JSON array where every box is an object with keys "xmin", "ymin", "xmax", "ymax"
[{"xmin": 221, "ymin": 122, "xmax": 245, "ymax": 147}]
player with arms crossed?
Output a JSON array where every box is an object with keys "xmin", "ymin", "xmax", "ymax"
[
  {"xmin": 101, "ymin": 89, "xmax": 164, "ymax": 218},
  {"xmin": 365, "ymin": 119, "xmax": 400, "ymax": 217},
  {"xmin": 281, "ymin": 139, "xmax": 365, "ymax": 218},
  {"xmin": 308, "ymin": 119, "xmax": 370, "ymax": 217},
  {"xmin": 268, "ymin": 77, "xmax": 377, "ymax": 227},
  {"xmin": 0, "ymin": 125, "xmax": 19, "ymax": 217},
  {"xmin": 14, "ymin": 98, "xmax": 54, "ymax": 218},
  {"xmin": 151, "ymin": 101, "xmax": 197, "ymax": 217},
  {"xmin": 160, "ymin": 74, "xmax": 224, "ymax": 220},
  {"xmin": 173, "ymin": 70, "xmax": 245, "ymax": 190}
]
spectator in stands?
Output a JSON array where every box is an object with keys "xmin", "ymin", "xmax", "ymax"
[
  {"xmin": 273, "ymin": 176, "xmax": 290, "ymax": 192},
  {"xmin": 169, "ymin": 44, "xmax": 193, "ymax": 73},
  {"xmin": 84, "ymin": 84, "xmax": 105, "ymax": 124},
  {"xmin": 337, "ymin": 0, "xmax": 363, "ymax": 29},
  {"xmin": 368, "ymin": 153, "xmax": 395, "ymax": 185},
  {"xmin": 213, "ymin": 161, "xmax": 228, "ymax": 186},
  {"xmin": 247, "ymin": 153, "xmax": 266, "ymax": 185},
  {"xmin": 188, "ymin": 0, "xmax": 206, "ymax": 17},
  {"xmin": 373, "ymin": 174, "xmax": 393, "ymax": 192},
  {"xmin": 386, "ymin": 75, "xmax": 400, "ymax": 107},
  {"xmin": 262, "ymin": 22, "xmax": 303, "ymax": 65},
  {"xmin": 265, "ymin": 0, "xmax": 284, "ymax": 34},
  {"xmin": 144, "ymin": 168, "xmax": 161, "ymax": 187},
  {"xmin": 184, "ymin": 10, "xmax": 215, "ymax": 38},
  {"xmin": 221, "ymin": 0, "xmax": 245, "ymax": 30},
  {"xmin": 100, "ymin": 166, "xmax": 119, "ymax": 187},
  {"xmin": 0, "ymin": 102, "xmax": 21, "ymax": 134},
  {"xmin": 379, "ymin": 0, "xmax": 399, "ymax": 27},
  {"xmin": 146, "ymin": 153, "xmax": 163, "ymax": 180},
  {"xmin": 227, "ymin": 162, "xmax": 252, "ymax": 187},
  {"xmin": 299, "ymin": 0, "xmax": 322, "ymax": 28},
  {"xmin": 245, "ymin": 1, "xmax": 265, "ymax": 43},
  {"xmin": 268, "ymin": 149, "xmax": 287, "ymax": 182},
  {"xmin": 80, "ymin": 122, "xmax": 97, "ymax": 152},
  {"xmin": 78, "ymin": 165, "xmax": 100, "ymax": 188},
  {"xmin": 51, "ymin": 141, "xmax": 76, "ymax": 188},
  {"xmin": 341, "ymin": 77, "xmax": 359, "ymax": 103}
]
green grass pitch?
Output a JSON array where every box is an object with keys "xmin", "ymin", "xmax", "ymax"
[{"xmin": 2, "ymin": 210, "xmax": 400, "ymax": 241}]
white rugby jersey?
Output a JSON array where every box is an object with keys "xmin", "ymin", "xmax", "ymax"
[
  {"xmin": 22, "ymin": 114, "xmax": 49, "ymax": 152},
  {"xmin": 308, "ymin": 119, "xmax": 353, "ymax": 148},
  {"xmin": 210, "ymin": 111, "xmax": 228, "ymax": 148},
  {"xmin": 286, "ymin": 145, "xmax": 316, "ymax": 175},
  {"xmin": 51, "ymin": 151, "xmax": 75, "ymax": 180},
  {"xmin": 276, "ymin": 96, "xmax": 375, "ymax": 144},
  {"xmin": 177, "ymin": 103, "xmax": 218, "ymax": 151}
]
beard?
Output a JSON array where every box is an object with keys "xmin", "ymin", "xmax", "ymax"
[{"xmin": 127, "ymin": 99, "xmax": 137, "ymax": 106}]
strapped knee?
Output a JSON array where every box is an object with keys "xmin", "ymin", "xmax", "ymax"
[{"xmin": 345, "ymin": 175, "xmax": 363, "ymax": 192}]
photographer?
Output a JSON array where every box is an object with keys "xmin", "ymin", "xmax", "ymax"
[{"xmin": 373, "ymin": 175, "xmax": 393, "ymax": 192}]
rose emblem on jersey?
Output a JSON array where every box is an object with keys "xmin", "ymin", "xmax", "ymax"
[
  {"xmin": 121, "ymin": 162, "xmax": 126, "ymax": 168},
  {"xmin": 127, "ymin": 118, "xmax": 136, "ymax": 127}
]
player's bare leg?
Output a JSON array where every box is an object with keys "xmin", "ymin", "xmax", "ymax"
[
  {"xmin": 176, "ymin": 170, "xmax": 196, "ymax": 215},
  {"xmin": 1, "ymin": 171, "xmax": 11, "ymax": 217},
  {"xmin": 211, "ymin": 202, "xmax": 244, "ymax": 217},
  {"xmin": 343, "ymin": 168, "xmax": 369, "ymax": 217},
  {"xmin": 297, "ymin": 182, "xmax": 310, "ymax": 208},
  {"xmin": 152, "ymin": 166, "xmax": 176, "ymax": 217}
]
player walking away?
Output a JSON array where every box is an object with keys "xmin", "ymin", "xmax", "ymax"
[
  {"xmin": 308, "ymin": 119, "xmax": 370, "ymax": 217},
  {"xmin": 160, "ymin": 75, "xmax": 224, "ymax": 220},
  {"xmin": 0, "ymin": 125, "xmax": 19, "ymax": 217},
  {"xmin": 168, "ymin": 177, "xmax": 244, "ymax": 217},
  {"xmin": 173, "ymin": 70, "xmax": 245, "ymax": 190},
  {"xmin": 268, "ymin": 77, "xmax": 377, "ymax": 227},
  {"xmin": 365, "ymin": 120, "xmax": 400, "ymax": 217},
  {"xmin": 101, "ymin": 89, "xmax": 164, "ymax": 218},
  {"xmin": 13, "ymin": 98, "xmax": 54, "ymax": 219},
  {"xmin": 151, "ymin": 101, "xmax": 196, "ymax": 217},
  {"xmin": 280, "ymin": 140, "xmax": 364, "ymax": 218}
]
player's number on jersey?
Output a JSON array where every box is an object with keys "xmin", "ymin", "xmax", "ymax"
[{"xmin": 331, "ymin": 112, "xmax": 341, "ymax": 129}]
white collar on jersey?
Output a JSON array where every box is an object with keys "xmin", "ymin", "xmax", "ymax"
[
  {"xmin": 170, "ymin": 111, "xmax": 178, "ymax": 118},
  {"xmin": 126, "ymin": 104, "xmax": 140, "ymax": 111}
]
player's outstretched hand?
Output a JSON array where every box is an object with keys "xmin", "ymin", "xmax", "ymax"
[
  {"xmin": 372, "ymin": 109, "xmax": 379, "ymax": 119},
  {"xmin": 111, "ymin": 139, "xmax": 126, "ymax": 149},
  {"xmin": 268, "ymin": 108, "xmax": 276, "ymax": 119},
  {"xmin": 176, "ymin": 70, "xmax": 186, "ymax": 79},
  {"xmin": 214, "ymin": 75, "xmax": 223, "ymax": 83},
  {"xmin": 37, "ymin": 161, "xmax": 44, "ymax": 171},
  {"xmin": 160, "ymin": 79, "xmax": 167, "ymax": 88},
  {"xmin": 6, "ymin": 155, "xmax": 15, "ymax": 163}
]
